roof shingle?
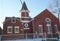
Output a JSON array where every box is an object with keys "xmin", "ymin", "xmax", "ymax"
[{"xmin": 21, "ymin": 2, "xmax": 28, "ymax": 10}]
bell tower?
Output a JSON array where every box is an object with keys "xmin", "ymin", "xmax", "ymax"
[
  {"xmin": 20, "ymin": 2, "xmax": 30, "ymax": 23},
  {"xmin": 20, "ymin": 2, "xmax": 31, "ymax": 33}
]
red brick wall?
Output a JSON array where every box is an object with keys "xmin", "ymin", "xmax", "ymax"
[
  {"xmin": 3, "ymin": 18, "xmax": 24, "ymax": 34},
  {"xmin": 3, "ymin": 18, "xmax": 33, "ymax": 34},
  {"xmin": 2, "ymin": 9, "xmax": 60, "ymax": 40},
  {"xmin": 21, "ymin": 12, "xmax": 29, "ymax": 17},
  {"xmin": 33, "ymin": 9, "xmax": 60, "ymax": 34}
]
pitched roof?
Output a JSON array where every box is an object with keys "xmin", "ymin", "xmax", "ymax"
[
  {"xmin": 4, "ymin": 17, "xmax": 20, "ymax": 22},
  {"xmin": 34, "ymin": 9, "xmax": 58, "ymax": 20},
  {"xmin": 5, "ymin": 17, "xmax": 10, "ymax": 21},
  {"xmin": 21, "ymin": 2, "xmax": 28, "ymax": 10}
]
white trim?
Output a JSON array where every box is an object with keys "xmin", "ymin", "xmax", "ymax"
[
  {"xmin": 47, "ymin": 38, "xmax": 58, "ymax": 40},
  {"xmin": 46, "ymin": 24, "xmax": 51, "ymax": 26},
  {"xmin": 39, "ymin": 33, "xmax": 43, "ymax": 35},
  {"xmin": 45, "ymin": 18, "xmax": 51, "ymax": 24},
  {"xmin": 25, "ymin": 11, "xmax": 26, "ymax": 17},
  {"xmin": 14, "ymin": 26, "xmax": 19, "ymax": 33},
  {"xmin": 54, "ymin": 24, "xmax": 58, "ymax": 33},
  {"xmin": 21, "ymin": 20, "xmax": 30, "ymax": 22},
  {"xmin": 39, "ymin": 25, "xmax": 42, "ymax": 27},
  {"xmin": 7, "ymin": 26, "xmax": 12, "ymax": 33},
  {"xmin": 24, "ymin": 23, "xmax": 28, "ymax": 27},
  {"xmin": 24, "ymin": 28, "xmax": 30, "ymax": 29},
  {"xmin": 47, "ymin": 32, "xmax": 52, "ymax": 34},
  {"xmin": 45, "ymin": 18, "xmax": 51, "ymax": 22},
  {"xmin": 47, "ymin": 25, "xmax": 52, "ymax": 34},
  {"xmin": 38, "ymin": 25, "xmax": 43, "ymax": 33},
  {"xmin": 11, "ymin": 18, "xmax": 16, "ymax": 23},
  {"xmin": 20, "ymin": 10, "xmax": 29, "ymax": 12},
  {"xmin": 21, "ymin": 17, "xmax": 30, "ymax": 18}
]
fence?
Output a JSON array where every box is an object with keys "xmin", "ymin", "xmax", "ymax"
[{"xmin": 1, "ymin": 33, "xmax": 59, "ymax": 41}]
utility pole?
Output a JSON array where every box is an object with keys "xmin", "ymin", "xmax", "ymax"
[{"xmin": 58, "ymin": 9, "xmax": 60, "ymax": 41}]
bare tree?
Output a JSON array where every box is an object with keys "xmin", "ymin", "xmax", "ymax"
[
  {"xmin": 49, "ymin": 0, "xmax": 60, "ymax": 22},
  {"xmin": 49, "ymin": 0, "xmax": 60, "ymax": 40}
]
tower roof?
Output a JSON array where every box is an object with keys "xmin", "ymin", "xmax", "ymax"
[{"xmin": 21, "ymin": 2, "xmax": 28, "ymax": 10}]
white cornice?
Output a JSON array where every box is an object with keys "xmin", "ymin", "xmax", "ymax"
[
  {"xmin": 24, "ymin": 28, "xmax": 30, "ymax": 29},
  {"xmin": 46, "ymin": 24, "xmax": 51, "ymax": 26},
  {"xmin": 20, "ymin": 10, "xmax": 29, "ymax": 12},
  {"xmin": 21, "ymin": 20, "xmax": 30, "ymax": 23},
  {"xmin": 21, "ymin": 17, "xmax": 30, "ymax": 18}
]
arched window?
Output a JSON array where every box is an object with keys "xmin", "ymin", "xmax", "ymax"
[{"xmin": 45, "ymin": 18, "xmax": 52, "ymax": 34}]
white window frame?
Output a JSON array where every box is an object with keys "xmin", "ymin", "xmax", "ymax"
[
  {"xmin": 24, "ymin": 23, "xmax": 28, "ymax": 27},
  {"xmin": 39, "ymin": 25, "xmax": 43, "ymax": 34},
  {"xmin": 45, "ymin": 18, "xmax": 51, "ymax": 22},
  {"xmin": 7, "ymin": 26, "xmax": 12, "ymax": 33},
  {"xmin": 47, "ymin": 25, "xmax": 52, "ymax": 34},
  {"xmin": 14, "ymin": 26, "xmax": 19, "ymax": 33},
  {"xmin": 54, "ymin": 24, "xmax": 58, "ymax": 33},
  {"xmin": 45, "ymin": 18, "xmax": 51, "ymax": 24}
]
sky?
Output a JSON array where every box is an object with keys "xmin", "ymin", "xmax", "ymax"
[{"xmin": 0, "ymin": 0, "xmax": 54, "ymax": 29}]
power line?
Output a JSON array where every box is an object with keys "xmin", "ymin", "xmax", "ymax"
[{"xmin": 20, "ymin": 0, "xmax": 22, "ymax": 5}]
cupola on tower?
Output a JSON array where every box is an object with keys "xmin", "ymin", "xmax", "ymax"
[{"xmin": 20, "ymin": 2, "xmax": 31, "ymax": 23}]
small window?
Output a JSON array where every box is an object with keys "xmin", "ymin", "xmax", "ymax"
[
  {"xmin": 24, "ymin": 23, "xmax": 28, "ymax": 27},
  {"xmin": 39, "ymin": 25, "xmax": 43, "ymax": 33},
  {"xmin": 14, "ymin": 26, "xmax": 19, "ymax": 33},
  {"xmin": 45, "ymin": 18, "xmax": 51, "ymax": 24},
  {"xmin": 7, "ymin": 26, "xmax": 12, "ymax": 33},
  {"xmin": 11, "ymin": 18, "xmax": 16, "ymax": 23},
  {"xmin": 46, "ymin": 18, "xmax": 51, "ymax": 22}
]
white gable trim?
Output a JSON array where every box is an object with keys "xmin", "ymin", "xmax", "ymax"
[{"xmin": 21, "ymin": 20, "xmax": 30, "ymax": 22}]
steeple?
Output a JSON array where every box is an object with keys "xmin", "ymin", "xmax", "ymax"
[
  {"xmin": 21, "ymin": 2, "xmax": 28, "ymax": 11},
  {"xmin": 20, "ymin": 2, "xmax": 30, "ymax": 23}
]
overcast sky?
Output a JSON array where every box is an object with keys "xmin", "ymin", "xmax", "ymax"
[{"xmin": 0, "ymin": 0, "xmax": 54, "ymax": 29}]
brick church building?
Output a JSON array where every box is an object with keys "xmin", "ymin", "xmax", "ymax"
[{"xmin": 2, "ymin": 2, "xmax": 60, "ymax": 41}]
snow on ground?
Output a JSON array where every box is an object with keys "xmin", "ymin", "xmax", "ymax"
[{"xmin": 2, "ymin": 38, "xmax": 43, "ymax": 41}]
